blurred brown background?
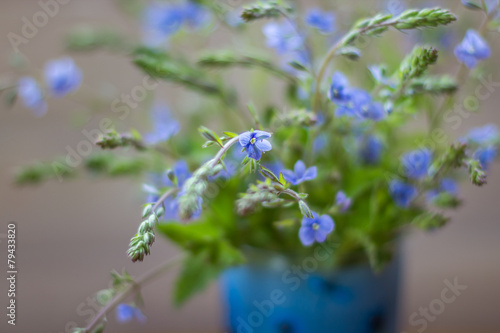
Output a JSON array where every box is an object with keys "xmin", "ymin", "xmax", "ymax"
[{"xmin": 0, "ymin": 0, "xmax": 499, "ymax": 332}]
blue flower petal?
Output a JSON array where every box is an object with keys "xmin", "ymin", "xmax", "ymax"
[
  {"xmin": 299, "ymin": 226, "xmax": 315, "ymax": 246},
  {"xmin": 238, "ymin": 131, "xmax": 252, "ymax": 147},
  {"xmin": 255, "ymin": 139, "xmax": 272, "ymax": 152},
  {"xmin": 282, "ymin": 169, "xmax": 298, "ymax": 184},
  {"xmin": 253, "ymin": 130, "xmax": 272, "ymax": 140},
  {"xmin": 318, "ymin": 214, "xmax": 334, "ymax": 233},
  {"xmin": 302, "ymin": 166, "xmax": 317, "ymax": 181},
  {"xmin": 294, "ymin": 160, "xmax": 306, "ymax": 178}
]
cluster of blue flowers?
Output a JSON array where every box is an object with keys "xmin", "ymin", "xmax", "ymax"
[
  {"xmin": 329, "ymin": 72, "xmax": 387, "ymax": 121},
  {"xmin": 261, "ymin": 7, "xmax": 336, "ymax": 72},
  {"xmin": 18, "ymin": 57, "xmax": 82, "ymax": 116},
  {"xmin": 142, "ymin": 1, "xmax": 211, "ymax": 47},
  {"xmin": 389, "ymin": 124, "xmax": 499, "ymax": 208},
  {"xmin": 463, "ymin": 124, "xmax": 499, "ymax": 170},
  {"xmin": 390, "ymin": 149, "xmax": 433, "ymax": 207}
]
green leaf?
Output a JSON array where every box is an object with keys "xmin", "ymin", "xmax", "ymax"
[
  {"xmin": 411, "ymin": 212, "xmax": 449, "ymax": 230},
  {"xmin": 198, "ymin": 126, "xmax": 223, "ymax": 147},
  {"xmin": 174, "ymin": 250, "xmax": 219, "ymax": 306},
  {"xmin": 174, "ymin": 242, "xmax": 244, "ymax": 306},
  {"xmin": 223, "ymin": 131, "xmax": 239, "ymax": 138},
  {"xmin": 288, "ymin": 61, "xmax": 309, "ymax": 72},
  {"xmin": 335, "ymin": 46, "xmax": 362, "ymax": 60},
  {"xmin": 279, "ymin": 172, "xmax": 287, "ymax": 186},
  {"xmin": 157, "ymin": 222, "xmax": 222, "ymax": 249}
]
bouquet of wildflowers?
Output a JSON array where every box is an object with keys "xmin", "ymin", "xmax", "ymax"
[{"xmin": 8, "ymin": 0, "xmax": 500, "ymax": 331}]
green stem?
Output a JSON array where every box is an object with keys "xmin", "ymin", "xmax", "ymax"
[
  {"xmin": 84, "ymin": 253, "xmax": 185, "ymax": 333},
  {"xmin": 429, "ymin": 12, "xmax": 491, "ymax": 132},
  {"xmin": 209, "ymin": 136, "xmax": 239, "ymax": 168}
]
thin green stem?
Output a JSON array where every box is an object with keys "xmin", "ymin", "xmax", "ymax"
[
  {"xmin": 429, "ymin": 12, "xmax": 491, "ymax": 131},
  {"xmin": 84, "ymin": 253, "xmax": 185, "ymax": 333},
  {"xmin": 209, "ymin": 136, "xmax": 239, "ymax": 168}
]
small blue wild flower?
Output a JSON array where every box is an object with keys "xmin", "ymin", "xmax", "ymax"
[
  {"xmin": 299, "ymin": 212, "xmax": 335, "ymax": 246},
  {"xmin": 389, "ymin": 180, "xmax": 417, "ymax": 208},
  {"xmin": 401, "ymin": 149, "xmax": 432, "ymax": 179},
  {"xmin": 359, "ymin": 135, "xmax": 383, "ymax": 165},
  {"xmin": 17, "ymin": 77, "xmax": 47, "ymax": 117},
  {"xmin": 262, "ymin": 21, "xmax": 303, "ymax": 55},
  {"xmin": 329, "ymin": 71, "xmax": 387, "ymax": 121},
  {"xmin": 464, "ymin": 124, "xmax": 498, "ymax": 145},
  {"xmin": 282, "ymin": 160, "xmax": 317, "ymax": 185},
  {"xmin": 454, "ymin": 29, "xmax": 491, "ymax": 68},
  {"xmin": 335, "ymin": 191, "xmax": 352, "ymax": 212},
  {"xmin": 427, "ymin": 178, "xmax": 458, "ymax": 201},
  {"xmin": 305, "ymin": 8, "xmax": 336, "ymax": 34},
  {"xmin": 238, "ymin": 130, "xmax": 272, "ymax": 160},
  {"xmin": 334, "ymin": 88, "xmax": 386, "ymax": 121},
  {"xmin": 328, "ymin": 71, "xmax": 351, "ymax": 104},
  {"xmin": 142, "ymin": 2, "xmax": 184, "ymax": 46},
  {"xmin": 144, "ymin": 102, "xmax": 180, "ymax": 145},
  {"xmin": 313, "ymin": 133, "xmax": 328, "ymax": 154},
  {"xmin": 144, "ymin": 161, "xmax": 193, "ymax": 220},
  {"xmin": 182, "ymin": 2, "xmax": 211, "ymax": 30},
  {"xmin": 44, "ymin": 57, "xmax": 82, "ymax": 97},
  {"xmin": 474, "ymin": 146, "xmax": 497, "ymax": 170},
  {"xmin": 116, "ymin": 304, "xmax": 146, "ymax": 323}
]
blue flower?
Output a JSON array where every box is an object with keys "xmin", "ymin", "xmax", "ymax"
[
  {"xmin": 401, "ymin": 149, "xmax": 432, "ymax": 179},
  {"xmin": 238, "ymin": 130, "xmax": 272, "ymax": 160},
  {"xmin": 17, "ymin": 77, "xmax": 47, "ymax": 116},
  {"xmin": 335, "ymin": 88, "xmax": 387, "ymax": 121},
  {"xmin": 168, "ymin": 160, "xmax": 191, "ymax": 187},
  {"xmin": 313, "ymin": 133, "xmax": 328, "ymax": 153},
  {"xmin": 328, "ymin": 72, "xmax": 351, "ymax": 104},
  {"xmin": 262, "ymin": 21, "xmax": 303, "ymax": 54},
  {"xmin": 329, "ymin": 72, "xmax": 387, "ymax": 121},
  {"xmin": 474, "ymin": 146, "xmax": 497, "ymax": 170},
  {"xmin": 389, "ymin": 180, "xmax": 417, "ymax": 207},
  {"xmin": 359, "ymin": 135, "xmax": 383, "ymax": 165},
  {"xmin": 427, "ymin": 178, "xmax": 458, "ymax": 201},
  {"xmin": 484, "ymin": 0, "xmax": 499, "ymax": 13},
  {"xmin": 143, "ymin": 161, "xmax": 193, "ymax": 220},
  {"xmin": 263, "ymin": 161, "xmax": 284, "ymax": 177},
  {"xmin": 116, "ymin": 304, "xmax": 146, "ymax": 323},
  {"xmin": 142, "ymin": 2, "xmax": 184, "ymax": 46},
  {"xmin": 305, "ymin": 8, "xmax": 336, "ymax": 34},
  {"xmin": 282, "ymin": 160, "xmax": 317, "ymax": 185},
  {"xmin": 299, "ymin": 212, "xmax": 335, "ymax": 246},
  {"xmin": 44, "ymin": 57, "xmax": 82, "ymax": 97},
  {"xmin": 144, "ymin": 102, "xmax": 180, "ymax": 145},
  {"xmin": 464, "ymin": 124, "xmax": 498, "ymax": 145},
  {"xmin": 335, "ymin": 191, "xmax": 352, "ymax": 212},
  {"xmin": 454, "ymin": 29, "xmax": 490, "ymax": 68},
  {"xmin": 182, "ymin": 2, "xmax": 211, "ymax": 30}
]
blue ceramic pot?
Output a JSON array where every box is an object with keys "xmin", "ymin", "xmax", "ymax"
[{"xmin": 220, "ymin": 251, "xmax": 400, "ymax": 333}]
